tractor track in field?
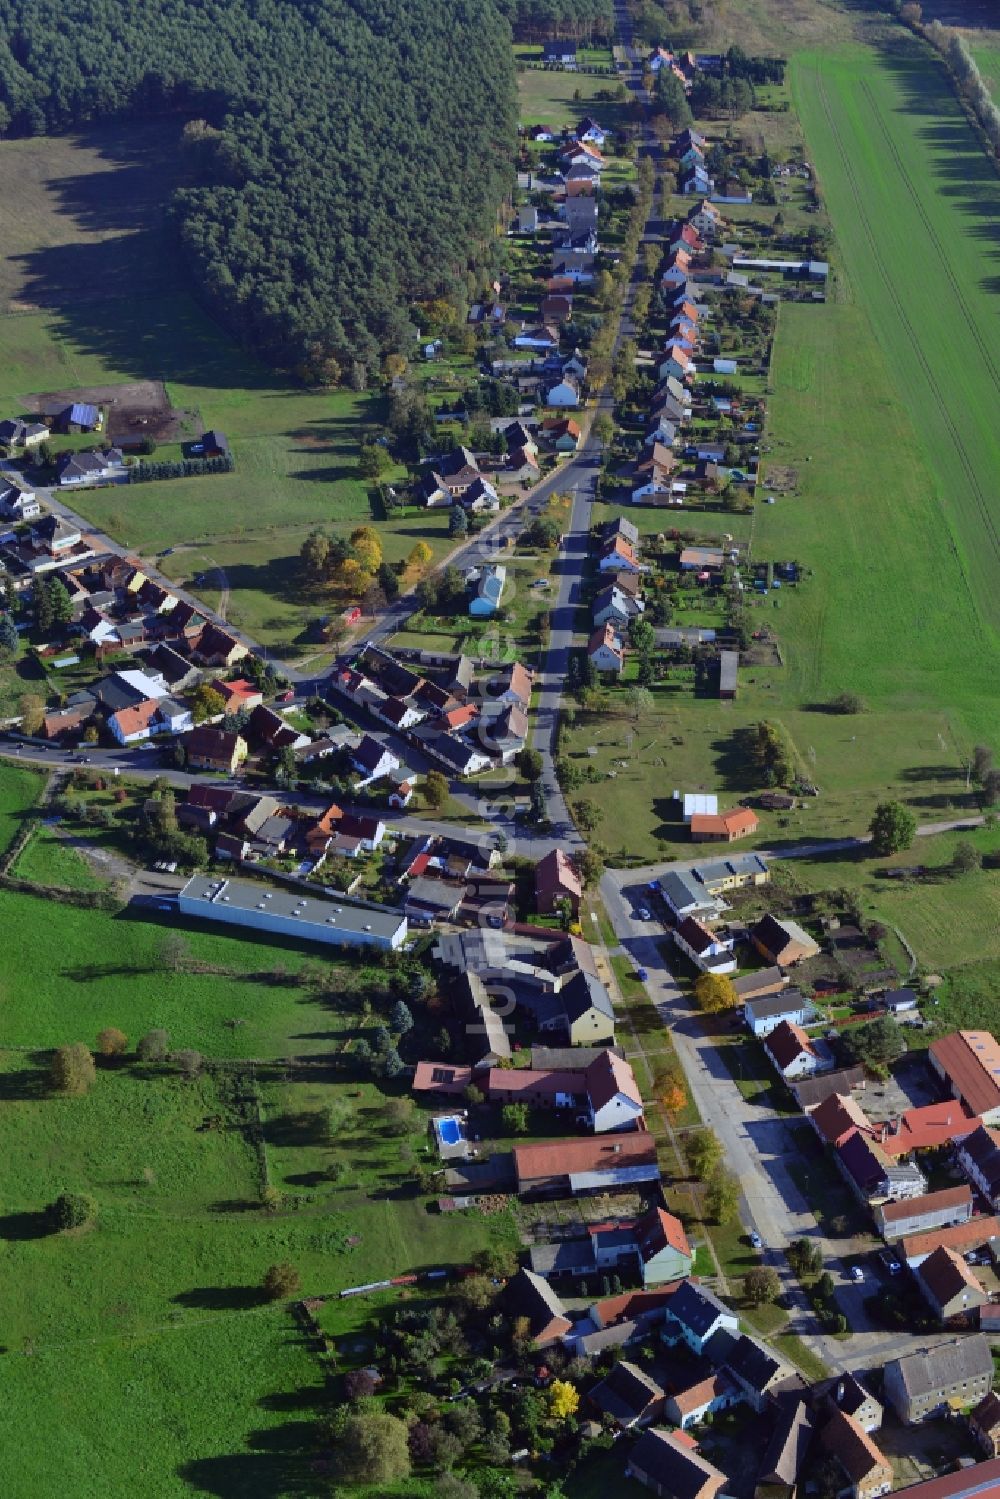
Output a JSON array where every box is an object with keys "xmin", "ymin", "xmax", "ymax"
[
  {"xmin": 859, "ymin": 78, "xmax": 1000, "ymax": 401},
  {"xmin": 813, "ymin": 67, "xmax": 1000, "ymax": 573}
]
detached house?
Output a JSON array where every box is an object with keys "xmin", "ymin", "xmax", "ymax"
[
  {"xmin": 673, "ymin": 915, "xmax": 736, "ymax": 974},
  {"xmin": 664, "ymin": 1280, "xmax": 738, "ymax": 1356},
  {"xmin": 819, "ymin": 1410, "xmax": 893, "ymax": 1499},
  {"xmin": 764, "ymin": 1019, "xmax": 828, "ymax": 1080},
  {"xmin": 351, "ymin": 734, "xmax": 399, "ymax": 786},
  {"xmin": 588, "ymin": 620, "xmax": 624, "ymax": 675},
  {"xmin": 535, "ymin": 847, "xmax": 582, "ymax": 916},
  {"xmin": 884, "ymin": 1336, "xmax": 993, "ymax": 1424},
  {"xmin": 502, "ymin": 1268, "xmax": 571, "ymax": 1347},
  {"xmin": 750, "ymin": 914, "xmax": 820, "ymax": 968},
  {"xmin": 626, "ymin": 1429, "xmax": 726, "ymax": 1499},
  {"xmin": 957, "ymin": 1123, "xmax": 1000, "ymax": 1208},
  {"xmin": 590, "ymin": 1361, "xmax": 666, "ymax": 1430},
  {"xmin": 744, "ymin": 988, "xmax": 813, "ymax": 1038},
  {"xmin": 184, "ymin": 726, "xmax": 248, "ymax": 774},
  {"xmin": 917, "ymin": 1245, "xmax": 988, "ymax": 1324}
]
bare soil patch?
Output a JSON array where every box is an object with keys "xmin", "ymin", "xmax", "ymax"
[{"xmin": 21, "ymin": 380, "xmax": 194, "ymax": 444}]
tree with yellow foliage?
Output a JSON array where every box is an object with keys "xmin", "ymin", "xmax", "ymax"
[
  {"xmin": 548, "ymin": 1379, "xmax": 580, "ymax": 1420},
  {"xmin": 334, "ymin": 557, "xmax": 374, "ymax": 596},
  {"xmin": 407, "ymin": 540, "xmax": 433, "ymax": 575},
  {"xmin": 655, "ymin": 1059, "xmax": 688, "ymax": 1120},
  {"xmin": 350, "ymin": 525, "xmax": 383, "ymax": 574},
  {"xmin": 693, "ymin": 972, "xmax": 738, "ymax": 1013}
]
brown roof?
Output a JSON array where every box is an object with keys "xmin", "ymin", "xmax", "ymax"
[
  {"xmin": 929, "ymin": 1031, "xmax": 1000, "ymax": 1117},
  {"xmin": 689, "ymin": 809, "xmax": 758, "ymax": 837},
  {"xmin": 879, "ymin": 1184, "xmax": 973, "ymax": 1224},
  {"xmin": 821, "ymin": 1409, "xmax": 891, "ymax": 1485},
  {"xmin": 635, "ymin": 1206, "xmax": 690, "ymax": 1262},
  {"xmin": 503, "ymin": 660, "xmax": 533, "ymax": 705},
  {"xmin": 514, "ymin": 1132, "xmax": 656, "ymax": 1184},
  {"xmin": 186, "ymin": 725, "xmax": 243, "ymax": 760},
  {"xmin": 111, "ymin": 698, "xmax": 160, "ymax": 737},
  {"xmin": 766, "ymin": 1020, "xmax": 817, "ymax": 1071},
  {"xmin": 585, "ymin": 1050, "xmax": 642, "ymax": 1111},
  {"xmin": 675, "ymin": 915, "xmax": 716, "ymax": 955},
  {"xmin": 535, "ymin": 847, "xmax": 582, "ymax": 901},
  {"xmin": 918, "ymin": 1245, "xmax": 987, "ymax": 1308},
  {"xmin": 903, "ymin": 1214, "xmax": 1000, "ymax": 1264},
  {"xmin": 808, "ymin": 1092, "xmax": 871, "ymax": 1146}
]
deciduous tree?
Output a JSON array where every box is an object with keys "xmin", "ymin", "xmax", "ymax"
[
  {"xmin": 694, "ymin": 972, "xmax": 738, "ymax": 1013},
  {"xmin": 262, "ymin": 1261, "xmax": 301, "ymax": 1300},
  {"xmin": 50, "ymin": 1043, "xmax": 96, "ymax": 1096},
  {"xmin": 869, "ymin": 800, "xmax": 916, "ymax": 855}
]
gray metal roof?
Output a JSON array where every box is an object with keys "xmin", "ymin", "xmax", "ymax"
[{"xmin": 178, "ymin": 874, "xmax": 405, "ymax": 942}]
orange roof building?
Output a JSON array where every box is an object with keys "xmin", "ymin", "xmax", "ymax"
[{"xmin": 689, "ymin": 808, "xmax": 759, "ymax": 843}]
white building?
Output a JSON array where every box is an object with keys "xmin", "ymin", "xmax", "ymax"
[{"xmin": 177, "ymin": 875, "xmax": 407, "ymax": 951}]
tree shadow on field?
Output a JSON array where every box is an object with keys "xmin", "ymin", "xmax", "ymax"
[
  {"xmin": 0, "ymin": 1059, "xmax": 50, "ymax": 1101},
  {"xmin": 0, "ymin": 1208, "xmax": 52, "ymax": 1241},
  {"xmin": 179, "ymin": 1450, "xmax": 325, "ymax": 1498},
  {"xmin": 173, "ymin": 1284, "xmax": 269, "ymax": 1312}
]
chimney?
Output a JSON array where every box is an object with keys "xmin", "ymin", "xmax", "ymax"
[{"xmin": 836, "ymin": 1381, "xmax": 845, "ymax": 1404}]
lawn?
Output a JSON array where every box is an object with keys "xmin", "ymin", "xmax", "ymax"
[
  {"xmin": 13, "ymin": 822, "xmax": 108, "ymax": 890},
  {"xmin": 0, "ymin": 761, "xmax": 46, "ymax": 852},
  {"xmin": 517, "ymin": 68, "xmax": 627, "ymax": 131}
]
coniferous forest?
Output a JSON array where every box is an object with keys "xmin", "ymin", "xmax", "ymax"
[{"xmin": 0, "ymin": 0, "xmax": 522, "ymax": 374}]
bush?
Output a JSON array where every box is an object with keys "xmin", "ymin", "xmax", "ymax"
[
  {"xmin": 136, "ymin": 1028, "xmax": 171, "ymax": 1062},
  {"xmin": 50, "ymin": 1042, "xmax": 97, "ymax": 1096},
  {"xmin": 262, "ymin": 1261, "xmax": 300, "ymax": 1300},
  {"xmin": 50, "ymin": 1191, "xmax": 98, "ymax": 1232},
  {"xmin": 96, "ymin": 1027, "xmax": 129, "ymax": 1056}
]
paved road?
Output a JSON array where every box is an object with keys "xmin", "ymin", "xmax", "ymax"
[{"xmin": 599, "ymin": 871, "xmax": 931, "ymax": 1375}]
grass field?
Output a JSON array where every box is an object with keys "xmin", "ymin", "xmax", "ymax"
[
  {"xmin": 0, "ymin": 762, "xmax": 47, "ymax": 851},
  {"xmin": 517, "ymin": 68, "xmax": 628, "ymax": 130},
  {"xmin": 0, "ymin": 122, "xmax": 414, "ymax": 653},
  {"xmin": 787, "ymin": 43, "xmax": 1000, "ymax": 703}
]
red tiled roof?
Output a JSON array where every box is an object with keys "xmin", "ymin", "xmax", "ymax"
[
  {"xmin": 766, "ymin": 1020, "xmax": 817, "ymax": 1071},
  {"xmin": 879, "ymin": 1099, "xmax": 978, "ymax": 1157},
  {"xmin": 671, "ymin": 1372, "xmax": 732, "ymax": 1415},
  {"xmin": 918, "ymin": 1245, "xmax": 986, "ymax": 1307},
  {"xmin": 902, "ymin": 1214, "xmax": 1000, "ymax": 1263},
  {"xmin": 111, "ymin": 698, "xmax": 160, "ymax": 737},
  {"xmin": 808, "ymin": 1092, "xmax": 871, "ymax": 1146},
  {"xmin": 535, "ymin": 847, "xmax": 582, "ymax": 900},
  {"xmin": 514, "ymin": 1133, "xmax": 657, "ymax": 1182},
  {"xmin": 635, "ymin": 1206, "xmax": 690, "ymax": 1262}
]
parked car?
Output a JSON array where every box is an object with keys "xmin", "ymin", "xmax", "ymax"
[
  {"xmin": 636, "ymin": 967, "xmax": 648, "ymax": 981},
  {"xmin": 748, "ymin": 1230, "xmax": 762, "ymax": 1249},
  {"xmin": 636, "ymin": 906, "xmax": 651, "ymax": 921},
  {"xmin": 849, "ymin": 1266, "xmax": 864, "ymax": 1283}
]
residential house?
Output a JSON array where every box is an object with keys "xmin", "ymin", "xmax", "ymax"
[
  {"xmin": 470, "ymin": 564, "xmax": 506, "ymax": 617},
  {"xmin": 673, "ymin": 915, "xmax": 736, "ymax": 974},
  {"xmin": 516, "ymin": 205, "xmax": 539, "ymax": 233},
  {"xmin": 901, "ymin": 1215, "xmax": 1000, "ymax": 1268},
  {"xmin": 688, "ymin": 199, "xmax": 722, "ymax": 238},
  {"xmin": 145, "ymin": 644, "xmax": 201, "ymax": 693},
  {"xmin": 590, "ymin": 1361, "xmax": 666, "ymax": 1429},
  {"xmin": 546, "ymin": 375, "xmax": 581, "ymax": 407},
  {"xmin": 719, "ymin": 650, "xmax": 739, "ymax": 700},
  {"xmin": 578, "ymin": 116, "xmax": 607, "ymax": 145},
  {"xmin": 600, "ymin": 536, "xmax": 642, "ymax": 573},
  {"xmin": 461, "ymin": 476, "xmax": 500, "ymax": 514},
  {"xmin": 502, "ymin": 1267, "xmax": 572, "ymax": 1346},
  {"xmin": 792, "ymin": 1065, "xmax": 867, "ymax": 1110},
  {"xmin": 563, "ymin": 194, "xmax": 599, "ymax": 232},
  {"xmin": 588, "ymin": 620, "xmax": 624, "ymax": 675},
  {"xmin": 819, "ymin": 1410, "xmax": 893, "ymax": 1499},
  {"xmin": 969, "ymin": 1393, "xmax": 1000, "ymax": 1458},
  {"xmin": 543, "ymin": 416, "xmax": 581, "ymax": 450},
  {"xmin": 874, "ymin": 1186, "xmax": 974, "ymax": 1241},
  {"xmin": 554, "ymin": 968, "xmax": 615, "ymax": 1046},
  {"xmin": 42, "ymin": 703, "xmax": 92, "ymax": 740},
  {"xmin": 755, "ymin": 1399, "xmax": 815, "ymax": 1497},
  {"xmin": 745, "ymin": 988, "xmax": 814, "ymax": 1038},
  {"xmin": 883, "ymin": 1336, "xmax": 993, "ymax": 1424},
  {"xmin": 535, "ymin": 847, "xmax": 583, "ymax": 916},
  {"xmin": 658, "ymin": 869, "xmax": 724, "ymax": 924},
  {"xmin": 690, "ymin": 808, "xmax": 759, "ymax": 843},
  {"xmin": 196, "ymin": 430, "xmax": 230, "ymax": 459},
  {"xmin": 665, "ymin": 1373, "xmax": 741, "ymax": 1432},
  {"xmin": 626, "ymin": 1429, "xmax": 726, "ymax": 1499},
  {"xmin": 664, "ymin": 1280, "xmax": 738, "ymax": 1356},
  {"xmin": 246, "ymin": 703, "xmax": 309, "ymax": 752},
  {"xmin": 427, "ymin": 445, "xmax": 481, "ymax": 497},
  {"xmin": 0, "ymin": 483, "xmax": 40, "ymax": 520},
  {"xmin": 512, "ymin": 1132, "xmax": 659, "ymax": 1198},
  {"xmin": 594, "ymin": 583, "xmax": 644, "ymax": 629},
  {"xmin": 764, "ymin": 1020, "xmax": 828, "ymax": 1080},
  {"xmin": 31, "ymin": 514, "xmax": 81, "ymax": 555},
  {"xmin": 542, "ymin": 39, "xmax": 576, "ymax": 64},
  {"xmin": 750, "ymin": 915, "xmax": 820, "ymax": 968},
  {"xmin": 304, "ymin": 802, "xmax": 344, "ymax": 858},
  {"xmin": 634, "ymin": 1205, "xmax": 694, "ymax": 1284},
  {"xmin": 809, "ymin": 1092, "xmax": 874, "ymax": 1148},
  {"xmin": 723, "ymin": 1334, "xmax": 793, "ymax": 1412},
  {"xmin": 184, "ymin": 726, "xmax": 248, "ymax": 773},
  {"xmin": 837, "ymin": 1128, "xmax": 927, "ymax": 1205},
  {"xmin": 541, "ymin": 294, "xmax": 573, "ymax": 323},
  {"xmin": 57, "ymin": 449, "xmax": 124, "ymax": 486},
  {"xmin": 930, "ymin": 1031, "xmax": 1000, "ymax": 1124},
  {"xmin": 193, "ymin": 622, "xmax": 248, "ymax": 668},
  {"xmin": 823, "ymin": 1373, "xmax": 884, "ymax": 1434},
  {"xmin": 0, "ymin": 417, "xmax": 48, "ymax": 447},
  {"xmin": 211, "ymin": 678, "xmax": 264, "ymax": 715},
  {"xmin": 514, "ymin": 324, "xmax": 560, "ymax": 351},
  {"xmin": 917, "ymin": 1246, "xmax": 989, "ymax": 1324},
  {"xmin": 507, "ymin": 445, "xmax": 541, "ymax": 483},
  {"xmin": 957, "ymin": 1124, "xmax": 1000, "ymax": 1209},
  {"xmin": 735, "ymin": 966, "xmax": 789, "ymax": 1005}
]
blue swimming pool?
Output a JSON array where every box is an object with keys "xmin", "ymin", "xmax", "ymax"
[{"xmin": 437, "ymin": 1117, "xmax": 462, "ymax": 1147}]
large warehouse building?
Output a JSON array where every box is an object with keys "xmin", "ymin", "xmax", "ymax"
[{"xmin": 177, "ymin": 875, "xmax": 407, "ymax": 951}]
